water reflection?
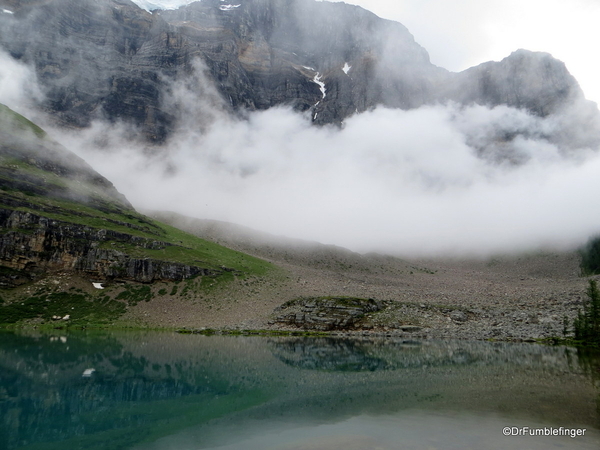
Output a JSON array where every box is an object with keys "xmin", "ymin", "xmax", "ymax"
[
  {"xmin": 0, "ymin": 330, "xmax": 598, "ymax": 450},
  {"xmin": 576, "ymin": 346, "xmax": 600, "ymax": 418},
  {"xmin": 267, "ymin": 337, "xmax": 577, "ymax": 372}
]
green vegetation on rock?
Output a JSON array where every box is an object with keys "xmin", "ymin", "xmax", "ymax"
[{"xmin": 0, "ymin": 103, "xmax": 46, "ymax": 138}]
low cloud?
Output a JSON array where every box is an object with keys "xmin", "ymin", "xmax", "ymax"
[
  {"xmin": 0, "ymin": 51, "xmax": 43, "ymax": 115},
  {"xmin": 56, "ymin": 98, "xmax": 600, "ymax": 257},
  {"xmin": 3, "ymin": 51, "xmax": 600, "ymax": 257}
]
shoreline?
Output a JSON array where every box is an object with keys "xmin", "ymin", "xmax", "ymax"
[{"xmin": 0, "ymin": 322, "xmax": 591, "ymax": 349}]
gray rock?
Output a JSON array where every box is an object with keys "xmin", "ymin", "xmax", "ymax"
[
  {"xmin": 450, "ymin": 311, "xmax": 468, "ymax": 322},
  {"xmin": 399, "ymin": 325, "xmax": 422, "ymax": 332},
  {"xmin": 0, "ymin": 209, "xmax": 219, "ymax": 283},
  {"xmin": 275, "ymin": 297, "xmax": 382, "ymax": 331}
]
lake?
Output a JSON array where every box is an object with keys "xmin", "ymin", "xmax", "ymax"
[{"xmin": 0, "ymin": 330, "xmax": 599, "ymax": 449}]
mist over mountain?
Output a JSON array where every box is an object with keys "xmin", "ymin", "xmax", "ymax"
[{"xmin": 1, "ymin": 0, "xmax": 600, "ymax": 256}]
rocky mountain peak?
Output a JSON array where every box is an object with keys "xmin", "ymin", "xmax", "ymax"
[
  {"xmin": 0, "ymin": 0, "xmax": 594, "ymax": 144},
  {"xmin": 445, "ymin": 49, "xmax": 582, "ymax": 116}
]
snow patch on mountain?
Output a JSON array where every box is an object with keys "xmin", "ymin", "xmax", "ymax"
[
  {"xmin": 220, "ymin": 4, "xmax": 241, "ymax": 11},
  {"xmin": 313, "ymin": 73, "xmax": 326, "ymax": 99},
  {"xmin": 302, "ymin": 66, "xmax": 326, "ymax": 102},
  {"xmin": 130, "ymin": 0, "xmax": 198, "ymax": 12}
]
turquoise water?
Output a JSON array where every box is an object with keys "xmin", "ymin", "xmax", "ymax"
[{"xmin": 0, "ymin": 331, "xmax": 599, "ymax": 449}]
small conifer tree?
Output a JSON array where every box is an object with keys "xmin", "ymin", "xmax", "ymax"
[
  {"xmin": 580, "ymin": 237, "xmax": 600, "ymax": 275},
  {"xmin": 574, "ymin": 279, "xmax": 600, "ymax": 345}
]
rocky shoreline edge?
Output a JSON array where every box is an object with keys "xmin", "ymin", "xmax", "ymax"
[{"xmin": 175, "ymin": 296, "xmax": 577, "ymax": 344}]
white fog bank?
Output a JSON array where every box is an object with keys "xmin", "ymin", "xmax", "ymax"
[{"xmin": 56, "ymin": 102, "xmax": 600, "ymax": 258}]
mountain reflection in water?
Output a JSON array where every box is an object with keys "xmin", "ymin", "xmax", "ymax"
[
  {"xmin": 266, "ymin": 337, "xmax": 537, "ymax": 371},
  {"xmin": 0, "ymin": 331, "xmax": 598, "ymax": 450}
]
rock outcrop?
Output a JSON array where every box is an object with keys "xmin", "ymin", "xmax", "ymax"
[
  {"xmin": 0, "ymin": 0, "xmax": 594, "ymax": 143},
  {"xmin": 274, "ymin": 297, "xmax": 382, "ymax": 331},
  {"xmin": 443, "ymin": 49, "xmax": 583, "ymax": 117},
  {"xmin": 0, "ymin": 208, "xmax": 219, "ymax": 283}
]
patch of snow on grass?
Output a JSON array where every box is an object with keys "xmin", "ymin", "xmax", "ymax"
[
  {"xmin": 342, "ymin": 62, "xmax": 351, "ymax": 75},
  {"xmin": 92, "ymin": 282, "xmax": 104, "ymax": 289}
]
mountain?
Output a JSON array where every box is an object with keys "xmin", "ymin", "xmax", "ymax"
[
  {"xmin": 0, "ymin": 103, "xmax": 273, "ymax": 325},
  {"xmin": 0, "ymin": 0, "xmax": 596, "ymax": 145}
]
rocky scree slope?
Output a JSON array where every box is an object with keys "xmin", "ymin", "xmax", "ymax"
[{"xmin": 0, "ymin": 0, "xmax": 596, "ymax": 146}]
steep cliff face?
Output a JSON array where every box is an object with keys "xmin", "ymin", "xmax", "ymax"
[
  {"xmin": 157, "ymin": 0, "xmax": 441, "ymax": 124},
  {"xmin": 0, "ymin": 0, "xmax": 170, "ymax": 140},
  {"xmin": 0, "ymin": 209, "xmax": 216, "ymax": 284},
  {"xmin": 0, "ymin": 0, "xmax": 592, "ymax": 142}
]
